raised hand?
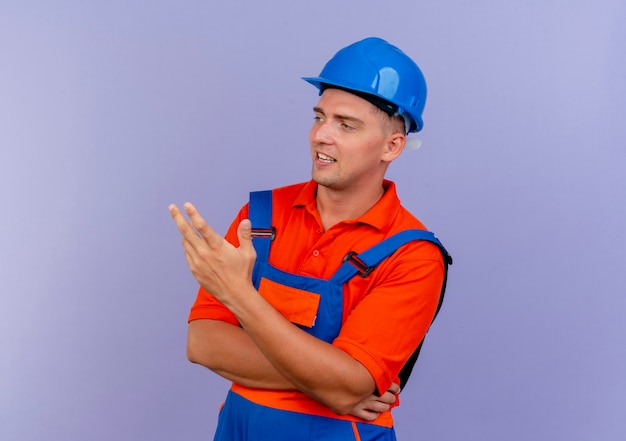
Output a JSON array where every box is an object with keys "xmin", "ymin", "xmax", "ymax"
[{"xmin": 168, "ymin": 202, "xmax": 256, "ymax": 302}]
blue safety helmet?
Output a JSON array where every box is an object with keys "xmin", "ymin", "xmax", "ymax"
[{"xmin": 303, "ymin": 37, "xmax": 427, "ymax": 133}]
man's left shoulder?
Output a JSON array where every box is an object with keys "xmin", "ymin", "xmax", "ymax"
[{"xmin": 393, "ymin": 204, "xmax": 430, "ymax": 233}]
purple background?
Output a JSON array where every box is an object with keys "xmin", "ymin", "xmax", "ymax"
[{"xmin": 1, "ymin": 1, "xmax": 625, "ymax": 440}]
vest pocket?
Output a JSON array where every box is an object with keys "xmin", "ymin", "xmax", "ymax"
[{"xmin": 258, "ymin": 277, "xmax": 321, "ymax": 328}]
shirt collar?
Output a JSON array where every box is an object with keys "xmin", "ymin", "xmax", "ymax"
[{"xmin": 293, "ymin": 180, "xmax": 401, "ymax": 232}]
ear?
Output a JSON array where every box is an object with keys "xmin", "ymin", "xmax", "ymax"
[{"xmin": 381, "ymin": 132, "xmax": 406, "ymax": 163}]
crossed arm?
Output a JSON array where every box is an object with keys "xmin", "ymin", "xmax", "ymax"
[{"xmin": 169, "ymin": 202, "xmax": 399, "ymax": 418}]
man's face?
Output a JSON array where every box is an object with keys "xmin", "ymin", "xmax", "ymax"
[{"xmin": 309, "ymin": 88, "xmax": 393, "ymax": 192}]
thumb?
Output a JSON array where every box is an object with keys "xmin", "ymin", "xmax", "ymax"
[
  {"xmin": 237, "ymin": 219, "xmax": 256, "ymax": 279},
  {"xmin": 237, "ymin": 219, "xmax": 256, "ymax": 270},
  {"xmin": 237, "ymin": 218, "xmax": 254, "ymax": 249}
]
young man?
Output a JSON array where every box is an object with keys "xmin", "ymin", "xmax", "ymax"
[{"xmin": 170, "ymin": 37, "xmax": 451, "ymax": 441}]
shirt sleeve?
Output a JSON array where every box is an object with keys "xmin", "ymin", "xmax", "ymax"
[
  {"xmin": 187, "ymin": 204, "xmax": 249, "ymax": 325},
  {"xmin": 332, "ymin": 240, "xmax": 445, "ymax": 395}
]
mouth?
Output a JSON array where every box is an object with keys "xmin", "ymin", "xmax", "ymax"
[{"xmin": 316, "ymin": 152, "xmax": 337, "ymax": 163}]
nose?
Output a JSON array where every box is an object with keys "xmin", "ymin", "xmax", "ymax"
[{"xmin": 310, "ymin": 119, "xmax": 333, "ymax": 145}]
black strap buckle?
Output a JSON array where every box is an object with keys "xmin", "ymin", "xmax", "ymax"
[
  {"xmin": 251, "ymin": 227, "xmax": 276, "ymax": 241},
  {"xmin": 343, "ymin": 251, "xmax": 375, "ymax": 278}
]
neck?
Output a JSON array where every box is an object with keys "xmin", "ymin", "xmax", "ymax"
[{"xmin": 316, "ymin": 182, "xmax": 385, "ymax": 231}]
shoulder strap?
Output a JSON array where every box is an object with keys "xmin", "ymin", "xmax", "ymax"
[
  {"xmin": 330, "ymin": 229, "xmax": 452, "ymax": 389},
  {"xmin": 249, "ymin": 190, "xmax": 274, "ymax": 288},
  {"xmin": 330, "ymin": 229, "xmax": 452, "ymax": 284}
]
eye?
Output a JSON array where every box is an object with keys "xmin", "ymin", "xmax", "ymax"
[{"xmin": 339, "ymin": 122, "xmax": 354, "ymax": 131}]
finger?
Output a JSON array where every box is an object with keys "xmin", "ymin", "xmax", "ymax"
[
  {"xmin": 387, "ymin": 382, "xmax": 401, "ymax": 395},
  {"xmin": 357, "ymin": 410, "xmax": 379, "ymax": 422},
  {"xmin": 349, "ymin": 406, "xmax": 379, "ymax": 422},
  {"xmin": 377, "ymin": 390, "xmax": 397, "ymax": 406},
  {"xmin": 169, "ymin": 203, "xmax": 206, "ymax": 258},
  {"xmin": 366, "ymin": 400, "xmax": 391, "ymax": 413},
  {"xmin": 183, "ymin": 202, "xmax": 220, "ymax": 246},
  {"xmin": 183, "ymin": 248, "xmax": 194, "ymax": 269},
  {"xmin": 182, "ymin": 237, "xmax": 197, "ymax": 259},
  {"xmin": 169, "ymin": 204, "xmax": 196, "ymax": 237}
]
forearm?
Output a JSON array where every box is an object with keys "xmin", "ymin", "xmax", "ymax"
[
  {"xmin": 187, "ymin": 319, "xmax": 295, "ymax": 390},
  {"xmin": 171, "ymin": 208, "xmax": 376, "ymax": 413},
  {"xmin": 223, "ymin": 286, "xmax": 376, "ymax": 415},
  {"xmin": 188, "ymin": 317, "xmax": 389, "ymax": 420}
]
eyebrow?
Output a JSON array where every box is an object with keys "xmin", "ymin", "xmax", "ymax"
[{"xmin": 313, "ymin": 107, "xmax": 365, "ymax": 125}]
